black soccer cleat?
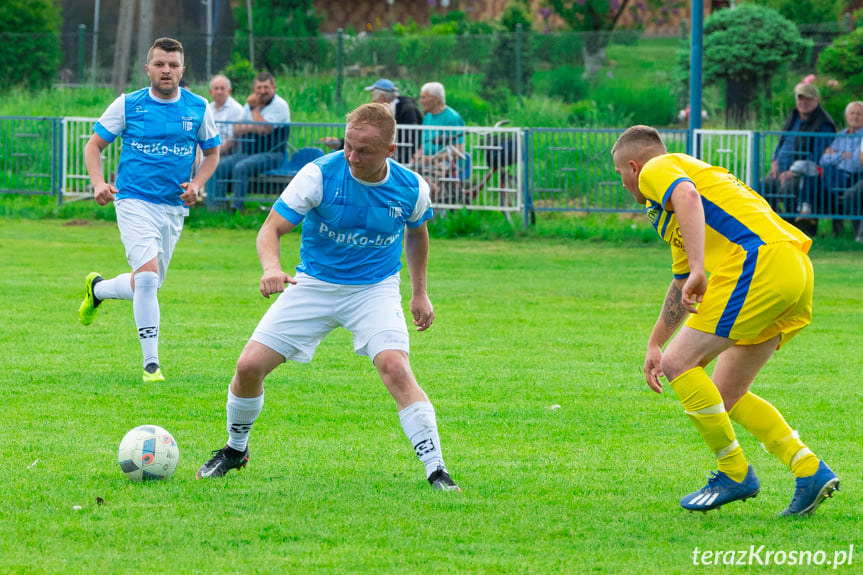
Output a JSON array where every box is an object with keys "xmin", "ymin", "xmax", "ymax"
[
  {"xmin": 428, "ymin": 466, "xmax": 461, "ymax": 492},
  {"xmin": 196, "ymin": 445, "xmax": 249, "ymax": 479}
]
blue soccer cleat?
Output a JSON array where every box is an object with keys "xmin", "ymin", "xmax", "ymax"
[
  {"xmin": 680, "ymin": 465, "xmax": 760, "ymax": 513},
  {"xmin": 780, "ymin": 460, "xmax": 840, "ymax": 517}
]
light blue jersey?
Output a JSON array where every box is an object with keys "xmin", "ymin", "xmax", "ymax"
[
  {"xmin": 93, "ymin": 87, "xmax": 220, "ymax": 207},
  {"xmin": 273, "ymin": 151, "xmax": 433, "ymax": 284}
]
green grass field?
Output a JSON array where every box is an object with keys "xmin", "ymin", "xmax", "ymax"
[{"xmin": 2, "ymin": 218, "xmax": 861, "ymax": 573}]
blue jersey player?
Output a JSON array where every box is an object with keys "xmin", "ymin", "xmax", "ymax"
[
  {"xmin": 197, "ymin": 103, "xmax": 460, "ymax": 491},
  {"xmin": 77, "ymin": 37, "xmax": 221, "ymax": 383}
]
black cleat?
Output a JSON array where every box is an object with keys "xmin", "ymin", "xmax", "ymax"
[
  {"xmin": 428, "ymin": 467, "xmax": 461, "ymax": 492},
  {"xmin": 196, "ymin": 445, "xmax": 249, "ymax": 479}
]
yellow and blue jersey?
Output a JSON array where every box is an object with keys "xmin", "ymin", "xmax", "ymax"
[
  {"xmin": 639, "ymin": 154, "xmax": 813, "ymax": 343},
  {"xmin": 639, "ymin": 154, "xmax": 811, "ymax": 278}
]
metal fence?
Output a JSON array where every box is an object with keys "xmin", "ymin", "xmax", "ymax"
[
  {"xmin": 0, "ymin": 117, "xmax": 61, "ymax": 198},
  {"xmin": 524, "ymin": 128, "xmax": 688, "ymax": 225},
  {"xmin": 4, "ymin": 115, "xmax": 863, "ymax": 234},
  {"xmin": 59, "ymin": 118, "xmax": 522, "ymax": 214}
]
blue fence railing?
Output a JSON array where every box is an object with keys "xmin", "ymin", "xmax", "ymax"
[
  {"xmin": 0, "ymin": 117, "xmax": 61, "ymax": 200},
  {"xmin": 2, "ymin": 115, "xmax": 862, "ymax": 235}
]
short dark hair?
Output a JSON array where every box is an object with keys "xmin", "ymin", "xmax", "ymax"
[
  {"xmin": 254, "ymin": 72, "xmax": 276, "ymax": 85},
  {"xmin": 147, "ymin": 37, "xmax": 184, "ymax": 64}
]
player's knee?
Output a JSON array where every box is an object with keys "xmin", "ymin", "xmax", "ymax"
[
  {"xmin": 374, "ymin": 350, "xmax": 412, "ymax": 380},
  {"xmin": 234, "ymin": 353, "xmax": 268, "ymax": 389},
  {"xmin": 660, "ymin": 354, "xmax": 689, "ymax": 382}
]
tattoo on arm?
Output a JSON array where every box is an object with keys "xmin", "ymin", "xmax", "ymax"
[{"xmin": 662, "ymin": 282, "xmax": 687, "ymax": 329}]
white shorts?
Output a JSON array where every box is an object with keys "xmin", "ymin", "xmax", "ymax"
[
  {"xmin": 115, "ymin": 198, "xmax": 185, "ymax": 286},
  {"xmin": 250, "ymin": 273, "xmax": 410, "ymax": 363}
]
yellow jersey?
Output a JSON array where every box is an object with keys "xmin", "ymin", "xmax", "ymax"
[{"xmin": 638, "ymin": 153, "xmax": 811, "ymax": 278}]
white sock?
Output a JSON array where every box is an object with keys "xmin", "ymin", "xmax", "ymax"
[
  {"xmin": 94, "ymin": 273, "xmax": 133, "ymax": 301},
  {"xmin": 132, "ymin": 271, "xmax": 160, "ymax": 368},
  {"xmin": 226, "ymin": 389, "xmax": 264, "ymax": 452},
  {"xmin": 398, "ymin": 401, "xmax": 446, "ymax": 477}
]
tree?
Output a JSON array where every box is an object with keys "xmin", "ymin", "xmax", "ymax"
[
  {"xmin": 232, "ymin": 0, "xmax": 326, "ymax": 73},
  {"xmin": 545, "ymin": 0, "xmax": 686, "ymax": 77},
  {"xmin": 679, "ymin": 4, "xmax": 810, "ymax": 125},
  {"xmin": 0, "ymin": 0, "xmax": 62, "ymax": 90},
  {"xmin": 818, "ymin": 27, "xmax": 863, "ymax": 90},
  {"xmin": 482, "ymin": 1, "xmax": 535, "ymax": 102},
  {"xmin": 745, "ymin": 0, "xmax": 843, "ymax": 26}
]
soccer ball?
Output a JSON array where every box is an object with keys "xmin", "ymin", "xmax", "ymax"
[{"xmin": 117, "ymin": 425, "xmax": 180, "ymax": 482}]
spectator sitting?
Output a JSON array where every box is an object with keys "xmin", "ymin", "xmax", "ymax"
[
  {"xmin": 760, "ymin": 82, "xmax": 836, "ymax": 226},
  {"xmin": 818, "ymin": 101, "xmax": 863, "ymax": 231},
  {"xmin": 410, "ymin": 81, "xmax": 466, "ymax": 203},
  {"xmin": 210, "ymin": 72, "xmax": 291, "ymax": 211},
  {"xmin": 208, "ymin": 74, "xmax": 245, "ymax": 156},
  {"xmin": 319, "ymin": 78, "xmax": 423, "ymax": 164}
]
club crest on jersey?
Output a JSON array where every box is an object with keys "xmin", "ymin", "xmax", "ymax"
[
  {"xmin": 182, "ymin": 117, "xmax": 194, "ymax": 132},
  {"xmin": 387, "ymin": 201, "xmax": 402, "ymax": 219}
]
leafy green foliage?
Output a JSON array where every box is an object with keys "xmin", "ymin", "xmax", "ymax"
[
  {"xmin": 818, "ymin": 27, "xmax": 863, "ymax": 91},
  {"xmin": 0, "ymin": 0, "xmax": 62, "ymax": 90},
  {"xmin": 481, "ymin": 0, "xmax": 535, "ymax": 101},
  {"xmin": 232, "ymin": 0, "xmax": 326, "ymax": 73},
  {"xmin": 745, "ymin": 0, "xmax": 843, "ymax": 25},
  {"xmin": 222, "ymin": 57, "xmax": 257, "ymax": 98},
  {"xmin": 703, "ymin": 5, "xmax": 809, "ymax": 85}
]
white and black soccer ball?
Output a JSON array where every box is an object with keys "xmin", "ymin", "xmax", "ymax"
[{"xmin": 117, "ymin": 425, "xmax": 179, "ymax": 482}]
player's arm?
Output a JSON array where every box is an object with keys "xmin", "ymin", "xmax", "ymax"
[
  {"xmin": 180, "ymin": 147, "xmax": 220, "ymax": 207},
  {"xmin": 405, "ymin": 222, "xmax": 434, "ymax": 332},
  {"xmin": 255, "ymin": 209, "xmax": 297, "ymax": 298},
  {"xmin": 84, "ymin": 133, "xmax": 117, "ymax": 206},
  {"xmin": 667, "ymin": 181, "xmax": 706, "ymax": 314},
  {"xmin": 644, "ymin": 278, "xmax": 688, "ymax": 393}
]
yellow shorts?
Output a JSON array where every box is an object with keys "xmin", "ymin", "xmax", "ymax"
[{"xmin": 685, "ymin": 242, "xmax": 813, "ymax": 348}]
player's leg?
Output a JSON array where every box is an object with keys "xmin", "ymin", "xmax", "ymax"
[
  {"xmin": 661, "ymin": 328, "xmax": 759, "ymax": 511},
  {"xmin": 198, "ymin": 276, "xmax": 332, "ymax": 479},
  {"xmin": 716, "ymin": 340, "xmax": 839, "ymax": 515},
  {"xmin": 131, "ymin": 258, "xmax": 163, "ymax": 382},
  {"xmin": 78, "ymin": 271, "xmax": 134, "ymax": 326},
  {"xmin": 346, "ymin": 277, "xmax": 459, "ymax": 491},
  {"xmin": 371, "ymin": 347, "xmax": 459, "ymax": 491}
]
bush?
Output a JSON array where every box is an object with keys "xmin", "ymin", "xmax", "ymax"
[
  {"xmin": 818, "ymin": 28, "xmax": 863, "ymax": 91},
  {"xmin": 222, "ymin": 57, "xmax": 257, "ymax": 99},
  {"xmin": 541, "ymin": 66, "xmax": 589, "ymax": 102},
  {"xmin": 695, "ymin": 4, "xmax": 811, "ymax": 125},
  {"xmin": 0, "ymin": 0, "xmax": 62, "ymax": 91},
  {"xmin": 232, "ymin": 0, "xmax": 326, "ymax": 73}
]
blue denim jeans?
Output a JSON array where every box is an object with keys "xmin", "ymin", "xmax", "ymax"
[{"xmin": 210, "ymin": 151, "xmax": 283, "ymax": 210}]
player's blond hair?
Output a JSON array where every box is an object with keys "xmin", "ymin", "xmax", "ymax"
[
  {"xmin": 611, "ymin": 125, "xmax": 668, "ymax": 164},
  {"xmin": 346, "ymin": 103, "xmax": 396, "ymax": 147}
]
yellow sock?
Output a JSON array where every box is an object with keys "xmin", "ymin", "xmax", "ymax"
[
  {"xmin": 670, "ymin": 367, "xmax": 749, "ymax": 482},
  {"xmin": 728, "ymin": 392, "xmax": 819, "ymax": 478}
]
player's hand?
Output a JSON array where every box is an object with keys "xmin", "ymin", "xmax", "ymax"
[
  {"xmin": 179, "ymin": 181, "xmax": 201, "ymax": 207},
  {"xmin": 644, "ymin": 344, "xmax": 664, "ymax": 394},
  {"xmin": 681, "ymin": 272, "xmax": 707, "ymax": 314},
  {"xmin": 260, "ymin": 268, "xmax": 296, "ymax": 298},
  {"xmin": 93, "ymin": 182, "xmax": 118, "ymax": 206},
  {"xmin": 410, "ymin": 293, "xmax": 434, "ymax": 332}
]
